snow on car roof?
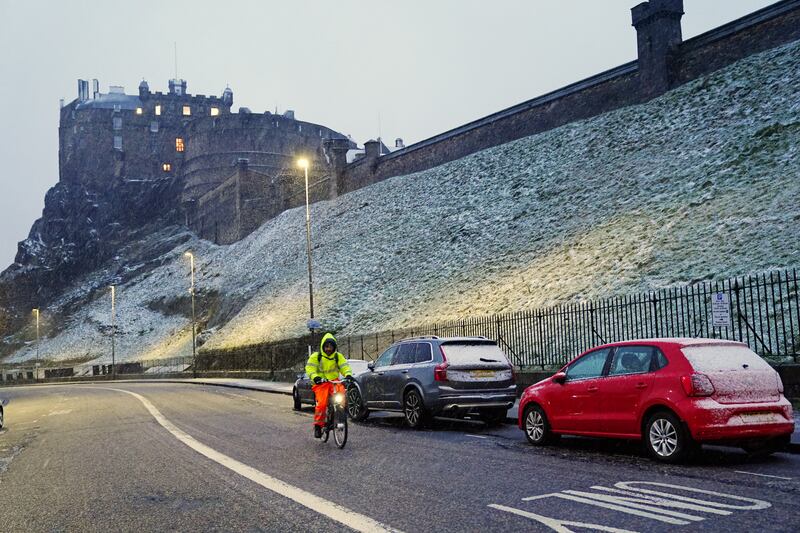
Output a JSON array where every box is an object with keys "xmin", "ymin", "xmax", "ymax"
[{"xmin": 595, "ymin": 338, "xmax": 746, "ymax": 349}]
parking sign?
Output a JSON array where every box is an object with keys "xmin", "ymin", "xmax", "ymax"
[{"xmin": 711, "ymin": 292, "xmax": 730, "ymax": 328}]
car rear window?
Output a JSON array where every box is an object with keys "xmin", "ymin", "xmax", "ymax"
[
  {"xmin": 681, "ymin": 345, "xmax": 772, "ymax": 372},
  {"xmin": 440, "ymin": 342, "xmax": 509, "ymax": 366}
]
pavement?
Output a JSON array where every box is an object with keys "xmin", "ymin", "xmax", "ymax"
[{"xmin": 1, "ymin": 382, "xmax": 799, "ymax": 532}]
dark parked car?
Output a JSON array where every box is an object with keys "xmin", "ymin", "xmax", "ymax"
[
  {"xmin": 293, "ymin": 359, "xmax": 369, "ymax": 410},
  {"xmin": 0, "ymin": 397, "xmax": 7, "ymax": 430},
  {"xmin": 519, "ymin": 338, "xmax": 794, "ymax": 462},
  {"xmin": 346, "ymin": 336, "xmax": 516, "ymax": 427}
]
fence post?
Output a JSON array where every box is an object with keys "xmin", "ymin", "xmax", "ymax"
[{"xmin": 651, "ymin": 294, "xmax": 660, "ymax": 338}]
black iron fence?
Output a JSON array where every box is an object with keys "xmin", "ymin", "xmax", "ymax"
[{"xmin": 339, "ymin": 269, "xmax": 800, "ymax": 368}]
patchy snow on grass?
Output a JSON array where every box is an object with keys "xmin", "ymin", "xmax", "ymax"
[{"xmin": 6, "ymin": 39, "xmax": 800, "ymax": 364}]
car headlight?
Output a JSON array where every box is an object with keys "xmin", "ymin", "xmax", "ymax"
[{"xmin": 334, "ymin": 393, "xmax": 345, "ymax": 405}]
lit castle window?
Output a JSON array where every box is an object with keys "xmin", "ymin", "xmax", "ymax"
[
  {"xmin": 182, "ymin": 105, "xmax": 191, "ymax": 116},
  {"xmin": 175, "ymin": 138, "xmax": 185, "ymax": 152},
  {"xmin": 210, "ymin": 107, "xmax": 219, "ymax": 116},
  {"xmin": 162, "ymin": 163, "xmax": 172, "ymax": 172},
  {"xmin": 155, "ymin": 104, "xmax": 162, "ymax": 116},
  {"xmin": 136, "ymin": 107, "xmax": 143, "ymax": 115}
]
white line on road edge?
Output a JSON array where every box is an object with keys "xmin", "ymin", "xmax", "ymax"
[
  {"xmin": 466, "ymin": 434, "xmax": 488, "ymax": 439},
  {"xmin": 100, "ymin": 387, "xmax": 400, "ymax": 533},
  {"xmin": 734, "ymin": 471, "xmax": 793, "ymax": 480}
]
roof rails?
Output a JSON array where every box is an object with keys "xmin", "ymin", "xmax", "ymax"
[{"xmin": 400, "ymin": 335, "xmax": 440, "ymax": 341}]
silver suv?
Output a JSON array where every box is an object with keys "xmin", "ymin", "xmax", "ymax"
[{"xmin": 346, "ymin": 336, "xmax": 516, "ymax": 427}]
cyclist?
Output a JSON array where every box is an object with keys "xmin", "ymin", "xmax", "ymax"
[{"xmin": 305, "ymin": 332, "xmax": 354, "ymax": 438}]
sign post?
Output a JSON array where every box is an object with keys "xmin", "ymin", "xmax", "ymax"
[{"xmin": 711, "ymin": 292, "xmax": 730, "ymax": 328}]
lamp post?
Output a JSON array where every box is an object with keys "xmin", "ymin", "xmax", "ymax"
[
  {"xmin": 33, "ymin": 308, "xmax": 40, "ymax": 379},
  {"xmin": 297, "ymin": 158, "xmax": 315, "ymax": 321},
  {"xmin": 109, "ymin": 286, "xmax": 116, "ymax": 380},
  {"xmin": 297, "ymin": 158, "xmax": 316, "ymax": 357},
  {"xmin": 185, "ymin": 251, "xmax": 197, "ymax": 377}
]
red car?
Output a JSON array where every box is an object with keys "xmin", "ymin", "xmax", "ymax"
[{"xmin": 518, "ymin": 338, "xmax": 794, "ymax": 462}]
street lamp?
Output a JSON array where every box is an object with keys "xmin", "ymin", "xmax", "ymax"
[
  {"xmin": 297, "ymin": 157, "xmax": 316, "ymax": 358},
  {"xmin": 297, "ymin": 158, "xmax": 314, "ymax": 321},
  {"xmin": 184, "ymin": 251, "xmax": 197, "ymax": 377},
  {"xmin": 109, "ymin": 286, "xmax": 116, "ymax": 380},
  {"xmin": 32, "ymin": 308, "xmax": 40, "ymax": 378}
]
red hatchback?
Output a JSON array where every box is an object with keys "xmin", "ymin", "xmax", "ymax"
[{"xmin": 518, "ymin": 338, "xmax": 794, "ymax": 462}]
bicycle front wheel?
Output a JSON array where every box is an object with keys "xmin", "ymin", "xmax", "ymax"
[
  {"xmin": 333, "ymin": 404, "xmax": 348, "ymax": 449},
  {"xmin": 322, "ymin": 403, "xmax": 332, "ymax": 443}
]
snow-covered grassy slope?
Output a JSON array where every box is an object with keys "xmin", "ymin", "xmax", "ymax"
[{"xmin": 7, "ymin": 39, "xmax": 800, "ymax": 363}]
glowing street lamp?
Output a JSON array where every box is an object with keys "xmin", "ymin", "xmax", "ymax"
[
  {"xmin": 110, "ymin": 286, "xmax": 116, "ymax": 380},
  {"xmin": 297, "ymin": 158, "xmax": 315, "ymax": 322},
  {"xmin": 184, "ymin": 251, "xmax": 197, "ymax": 377}
]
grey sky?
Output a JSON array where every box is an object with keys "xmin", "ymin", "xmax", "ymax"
[{"xmin": 0, "ymin": 0, "xmax": 776, "ymax": 268}]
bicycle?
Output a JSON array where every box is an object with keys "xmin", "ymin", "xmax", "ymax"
[{"xmin": 320, "ymin": 379, "xmax": 348, "ymax": 449}]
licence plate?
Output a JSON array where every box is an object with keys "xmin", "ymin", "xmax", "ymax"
[
  {"xmin": 739, "ymin": 412, "xmax": 775, "ymax": 424},
  {"xmin": 471, "ymin": 370, "xmax": 496, "ymax": 378}
]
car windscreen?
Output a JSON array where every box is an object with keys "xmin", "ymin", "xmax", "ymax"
[
  {"xmin": 681, "ymin": 345, "xmax": 772, "ymax": 372},
  {"xmin": 440, "ymin": 342, "xmax": 509, "ymax": 366}
]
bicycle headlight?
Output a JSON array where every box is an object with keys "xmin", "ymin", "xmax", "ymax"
[{"xmin": 334, "ymin": 393, "xmax": 345, "ymax": 404}]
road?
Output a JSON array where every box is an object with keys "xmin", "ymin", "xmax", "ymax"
[{"xmin": 1, "ymin": 383, "xmax": 798, "ymax": 532}]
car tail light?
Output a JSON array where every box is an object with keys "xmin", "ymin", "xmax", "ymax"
[
  {"xmin": 680, "ymin": 373, "xmax": 715, "ymax": 397},
  {"xmin": 435, "ymin": 346, "xmax": 449, "ymax": 381}
]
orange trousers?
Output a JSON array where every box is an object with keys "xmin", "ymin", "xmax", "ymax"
[{"xmin": 313, "ymin": 381, "xmax": 345, "ymax": 426}]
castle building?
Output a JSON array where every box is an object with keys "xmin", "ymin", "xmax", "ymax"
[{"xmin": 59, "ymin": 78, "xmax": 350, "ymax": 244}]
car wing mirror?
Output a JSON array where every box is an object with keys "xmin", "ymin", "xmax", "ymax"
[
  {"xmin": 367, "ymin": 362, "xmax": 375, "ymax": 371},
  {"xmin": 552, "ymin": 372, "xmax": 567, "ymax": 384},
  {"xmin": 296, "ymin": 373, "xmax": 304, "ymax": 380}
]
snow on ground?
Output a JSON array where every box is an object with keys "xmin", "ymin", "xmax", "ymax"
[{"xmin": 6, "ymin": 39, "xmax": 800, "ymax": 364}]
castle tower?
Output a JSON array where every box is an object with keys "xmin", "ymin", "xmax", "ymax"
[
  {"xmin": 222, "ymin": 86, "xmax": 233, "ymax": 108},
  {"xmin": 139, "ymin": 79, "xmax": 150, "ymax": 100},
  {"xmin": 168, "ymin": 78, "xmax": 187, "ymax": 96},
  {"xmin": 631, "ymin": 0, "xmax": 684, "ymax": 98}
]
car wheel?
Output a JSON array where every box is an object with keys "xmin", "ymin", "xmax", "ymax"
[
  {"xmin": 523, "ymin": 405, "xmax": 555, "ymax": 445},
  {"xmin": 346, "ymin": 386, "xmax": 369, "ymax": 422},
  {"xmin": 645, "ymin": 411, "xmax": 693, "ymax": 463},
  {"xmin": 292, "ymin": 388, "xmax": 302, "ymax": 411},
  {"xmin": 480, "ymin": 408, "xmax": 508, "ymax": 427},
  {"xmin": 404, "ymin": 389, "xmax": 429, "ymax": 429}
]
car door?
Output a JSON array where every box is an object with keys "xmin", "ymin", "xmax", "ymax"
[
  {"xmin": 601, "ymin": 346, "xmax": 658, "ymax": 436},
  {"xmin": 381, "ymin": 343, "xmax": 417, "ymax": 408},
  {"xmin": 362, "ymin": 346, "xmax": 396, "ymax": 407},
  {"xmin": 547, "ymin": 348, "xmax": 611, "ymax": 433}
]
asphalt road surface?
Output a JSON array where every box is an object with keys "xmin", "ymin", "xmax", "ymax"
[{"xmin": 1, "ymin": 383, "xmax": 798, "ymax": 532}]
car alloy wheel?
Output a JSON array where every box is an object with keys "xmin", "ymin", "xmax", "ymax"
[
  {"xmin": 645, "ymin": 411, "xmax": 692, "ymax": 463},
  {"xmin": 523, "ymin": 405, "xmax": 554, "ymax": 445},
  {"xmin": 404, "ymin": 390, "xmax": 427, "ymax": 428},
  {"xmin": 346, "ymin": 386, "xmax": 368, "ymax": 421},
  {"xmin": 649, "ymin": 418, "xmax": 678, "ymax": 457}
]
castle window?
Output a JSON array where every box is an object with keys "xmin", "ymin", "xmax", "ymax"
[
  {"xmin": 155, "ymin": 104, "xmax": 162, "ymax": 116},
  {"xmin": 113, "ymin": 117, "xmax": 122, "ymax": 130},
  {"xmin": 298, "ymin": 124, "xmax": 302, "ymax": 132},
  {"xmin": 210, "ymin": 107, "xmax": 219, "ymax": 116},
  {"xmin": 150, "ymin": 121, "xmax": 159, "ymax": 133},
  {"xmin": 175, "ymin": 138, "xmax": 185, "ymax": 152},
  {"xmin": 136, "ymin": 107, "xmax": 143, "ymax": 115},
  {"xmin": 182, "ymin": 105, "xmax": 191, "ymax": 116},
  {"xmin": 113, "ymin": 105, "xmax": 121, "ymax": 112},
  {"xmin": 162, "ymin": 163, "xmax": 172, "ymax": 172},
  {"xmin": 113, "ymin": 136, "xmax": 123, "ymax": 150}
]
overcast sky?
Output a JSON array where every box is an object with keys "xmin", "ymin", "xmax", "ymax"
[{"xmin": 0, "ymin": 0, "xmax": 776, "ymax": 268}]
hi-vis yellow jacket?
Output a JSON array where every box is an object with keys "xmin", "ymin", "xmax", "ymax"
[{"xmin": 305, "ymin": 332, "xmax": 353, "ymax": 382}]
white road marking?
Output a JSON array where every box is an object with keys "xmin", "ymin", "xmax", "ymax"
[
  {"xmin": 100, "ymin": 387, "xmax": 400, "ymax": 533},
  {"xmin": 466, "ymin": 434, "xmax": 487, "ymax": 439},
  {"xmin": 734, "ymin": 471, "xmax": 792, "ymax": 481},
  {"xmin": 488, "ymin": 504, "xmax": 637, "ymax": 533},
  {"xmin": 503, "ymin": 480, "xmax": 772, "ymax": 532}
]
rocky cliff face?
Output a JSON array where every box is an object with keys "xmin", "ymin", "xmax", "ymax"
[{"xmin": 0, "ymin": 174, "xmax": 183, "ymax": 356}]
